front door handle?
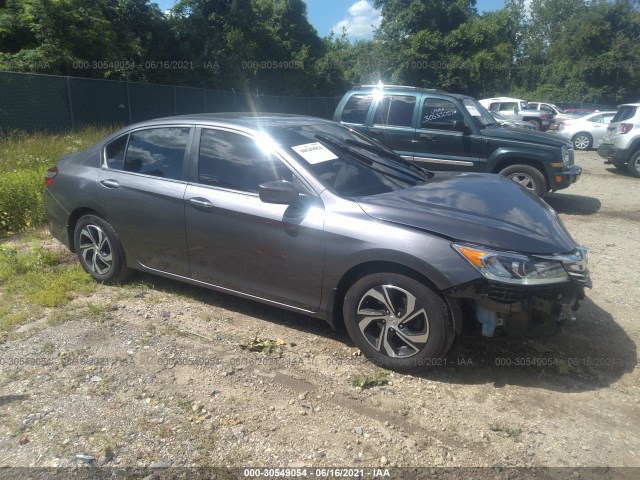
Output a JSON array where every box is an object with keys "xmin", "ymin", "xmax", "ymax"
[
  {"xmin": 419, "ymin": 133, "xmax": 437, "ymax": 141},
  {"xmin": 188, "ymin": 197, "xmax": 214, "ymax": 210},
  {"xmin": 99, "ymin": 179, "xmax": 120, "ymax": 188}
]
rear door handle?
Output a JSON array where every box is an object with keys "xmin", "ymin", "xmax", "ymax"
[
  {"xmin": 188, "ymin": 197, "xmax": 214, "ymax": 210},
  {"xmin": 419, "ymin": 134, "xmax": 437, "ymax": 141},
  {"xmin": 369, "ymin": 128, "xmax": 383, "ymax": 135},
  {"xmin": 99, "ymin": 179, "xmax": 120, "ymax": 188}
]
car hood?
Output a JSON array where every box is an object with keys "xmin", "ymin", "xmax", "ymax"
[
  {"xmin": 355, "ymin": 172, "xmax": 577, "ymax": 254},
  {"xmin": 483, "ymin": 126, "xmax": 571, "ymax": 148}
]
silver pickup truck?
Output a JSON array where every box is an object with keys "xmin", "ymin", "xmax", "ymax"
[{"xmin": 479, "ymin": 97, "xmax": 554, "ymax": 131}]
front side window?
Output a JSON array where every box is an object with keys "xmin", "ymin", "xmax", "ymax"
[
  {"xmin": 122, "ymin": 127, "xmax": 190, "ymax": 180},
  {"xmin": 373, "ymin": 95, "xmax": 416, "ymax": 127},
  {"xmin": 198, "ymin": 129, "xmax": 293, "ymax": 193},
  {"xmin": 501, "ymin": 102, "xmax": 517, "ymax": 112},
  {"xmin": 341, "ymin": 95, "xmax": 373, "ymax": 124},
  {"xmin": 421, "ymin": 98, "xmax": 464, "ymax": 130}
]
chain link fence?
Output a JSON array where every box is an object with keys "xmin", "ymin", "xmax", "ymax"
[{"xmin": 0, "ymin": 72, "xmax": 342, "ymax": 132}]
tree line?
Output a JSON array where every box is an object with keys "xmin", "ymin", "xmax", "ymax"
[{"xmin": 1, "ymin": 0, "xmax": 639, "ymax": 104}]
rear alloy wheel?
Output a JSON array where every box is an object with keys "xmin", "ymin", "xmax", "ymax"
[
  {"xmin": 572, "ymin": 133, "xmax": 592, "ymax": 150},
  {"xmin": 343, "ymin": 273, "xmax": 452, "ymax": 372},
  {"xmin": 627, "ymin": 151, "xmax": 640, "ymax": 178},
  {"xmin": 499, "ymin": 164, "xmax": 547, "ymax": 197},
  {"xmin": 74, "ymin": 215, "xmax": 131, "ymax": 284}
]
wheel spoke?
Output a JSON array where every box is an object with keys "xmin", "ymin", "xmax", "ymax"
[
  {"xmin": 356, "ymin": 284, "xmax": 430, "ymax": 359},
  {"xmin": 79, "ymin": 224, "xmax": 112, "ymax": 275}
]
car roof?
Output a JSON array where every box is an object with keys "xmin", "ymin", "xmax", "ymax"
[
  {"xmin": 347, "ymin": 85, "xmax": 474, "ymax": 101},
  {"xmin": 123, "ymin": 113, "xmax": 334, "ymax": 130},
  {"xmin": 480, "ymin": 97, "xmax": 526, "ymax": 103}
]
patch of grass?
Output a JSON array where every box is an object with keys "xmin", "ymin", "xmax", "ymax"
[
  {"xmin": 349, "ymin": 371, "xmax": 389, "ymax": 389},
  {"xmin": 0, "ymin": 241, "xmax": 95, "ymax": 333},
  {"xmin": 0, "ymin": 125, "xmax": 117, "ymax": 235},
  {"xmin": 240, "ymin": 336, "xmax": 286, "ymax": 355},
  {"xmin": 490, "ymin": 423, "xmax": 523, "ymax": 441},
  {"xmin": 41, "ymin": 342, "xmax": 55, "ymax": 354}
]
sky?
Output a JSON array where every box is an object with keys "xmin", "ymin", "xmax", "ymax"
[{"xmin": 155, "ymin": 0, "xmax": 507, "ymax": 40}]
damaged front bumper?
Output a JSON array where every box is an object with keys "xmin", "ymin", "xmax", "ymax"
[{"xmin": 446, "ymin": 280, "xmax": 587, "ymax": 336}]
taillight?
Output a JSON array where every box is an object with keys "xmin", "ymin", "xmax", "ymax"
[
  {"xmin": 44, "ymin": 166, "xmax": 59, "ymax": 188},
  {"xmin": 619, "ymin": 123, "xmax": 634, "ymax": 134}
]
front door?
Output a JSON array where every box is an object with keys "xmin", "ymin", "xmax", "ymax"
[{"xmin": 184, "ymin": 128, "xmax": 326, "ymax": 311}]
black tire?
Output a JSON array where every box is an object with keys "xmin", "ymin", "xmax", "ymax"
[
  {"xmin": 530, "ymin": 120, "xmax": 542, "ymax": 130},
  {"xmin": 343, "ymin": 273, "xmax": 453, "ymax": 373},
  {"xmin": 499, "ymin": 164, "xmax": 548, "ymax": 197},
  {"xmin": 627, "ymin": 151, "xmax": 640, "ymax": 178},
  {"xmin": 73, "ymin": 215, "xmax": 131, "ymax": 284},
  {"xmin": 572, "ymin": 133, "xmax": 592, "ymax": 150}
]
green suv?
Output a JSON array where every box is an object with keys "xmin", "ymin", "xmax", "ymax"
[{"xmin": 332, "ymin": 85, "xmax": 582, "ymax": 197}]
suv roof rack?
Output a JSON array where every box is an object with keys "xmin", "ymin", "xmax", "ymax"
[{"xmin": 354, "ymin": 84, "xmax": 445, "ymax": 93}]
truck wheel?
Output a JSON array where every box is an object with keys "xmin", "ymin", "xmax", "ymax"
[
  {"xmin": 628, "ymin": 151, "xmax": 640, "ymax": 178},
  {"xmin": 499, "ymin": 164, "xmax": 547, "ymax": 197},
  {"xmin": 530, "ymin": 120, "xmax": 542, "ymax": 130}
]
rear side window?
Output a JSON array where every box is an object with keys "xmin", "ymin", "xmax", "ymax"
[
  {"xmin": 341, "ymin": 95, "xmax": 373, "ymax": 124},
  {"xmin": 123, "ymin": 127, "xmax": 190, "ymax": 180},
  {"xmin": 612, "ymin": 106, "xmax": 637, "ymax": 123},
  {"xmin": 374, "ymin": 95, "xmax": 416, "ymax": 127},
  {"xmin": 105, "ymin": 135, "xmax": 127, "ymax": 170},
  {"xmin": 421, "ymin": 98, "xmax": 464, "ymax": 130}
]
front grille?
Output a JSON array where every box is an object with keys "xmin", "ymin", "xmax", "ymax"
[{"xmin": 480, "ymin": 283, "xmax": 569, "ymax": 303}]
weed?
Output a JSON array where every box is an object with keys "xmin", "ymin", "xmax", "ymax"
[
  {"xmin": 349, "ymin": 371, "xmax": 389, "ymax": 389},
  {"xmin": 490, "ymin": 423, "xmax": 523, "ymax": 441},
  {"xmin": 241, "ymin": 336, "xmax": 286, "ymax": 355}
]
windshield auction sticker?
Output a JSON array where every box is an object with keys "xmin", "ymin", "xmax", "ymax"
[{"xmin": 292, "ymin": 142, "xmax": 338, "ymax": 164}]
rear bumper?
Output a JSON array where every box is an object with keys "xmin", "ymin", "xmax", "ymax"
[
  {"xmin": 43, "ymin": 189, "xmax": 72, "ymax": 249},
  {"xmin": 598, "ymin": 143, "xmax": 632, "ymax": 164}
]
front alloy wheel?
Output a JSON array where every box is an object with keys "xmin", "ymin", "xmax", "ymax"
[
  {"xmin": 344, "ymin": 273, "xmax": 452, "ymax": 372},
  {"xmin": 499, "ymin": 164, "xmax": 547, "ymax": 197}
]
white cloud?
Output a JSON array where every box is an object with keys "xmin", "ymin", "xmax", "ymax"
[{"xmin": 331, "ymin": 1, "xmax": 381, "ymax": 40}]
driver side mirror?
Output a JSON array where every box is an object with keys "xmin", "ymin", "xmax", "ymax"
[
  {"xmin": 259, "ymin": 180, "xmax": 299, "ymax": 205},
  {"xmin": 452, "ymin": 120, "xmax": 470, "ymax": 134}
]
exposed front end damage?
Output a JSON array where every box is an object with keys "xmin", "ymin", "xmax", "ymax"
[
  {"xmin": 446, "ymin": 280, "xmax": 586, "ymax": 337},
  {"xmin": 446, "ymin": 246, "xmax": 591, "ymax": 337}
]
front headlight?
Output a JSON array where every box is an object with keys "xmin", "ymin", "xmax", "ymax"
[
  {"xmin": 453, "ymin": 244, "xmax": 569, "ymax": 285},
  {"xmin": 562, "ymin": 145, "xmax": 573, "ymax": 166}
]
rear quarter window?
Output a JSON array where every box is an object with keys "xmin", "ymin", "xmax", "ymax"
[{"xmin": 341, "ymin": 95, "xmax": 373, "ymax": 124}]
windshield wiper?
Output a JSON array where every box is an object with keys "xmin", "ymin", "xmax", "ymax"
[
  {"xmin": 343, "ymin": 138, "xmax": 431, "ymax": 180},
  {"xmin": 314, "ymin": 134, "xmax": 427, "ymax": 183}
]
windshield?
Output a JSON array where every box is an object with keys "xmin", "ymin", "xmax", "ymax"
[
  {"xmin": 271, "ymin": 122, "xmax": 429, "ymax": 198},
  {"xmin": 463, "ymin": 98, "xmax": 499, "ymax": 129}
]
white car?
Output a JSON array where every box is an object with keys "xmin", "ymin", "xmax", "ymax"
[
  {"xmin": 479, "ymin": 97, "xmax": 553, "ymax": 131},
  {"xmin": 529, "ymin": 102, "xmax": 584, "ymax": 130},
  {"xmin": 556, "ymin": 111, "xmax": 616, "ymax": 150}
]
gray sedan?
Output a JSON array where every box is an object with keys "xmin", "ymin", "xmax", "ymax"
[
  {"xmin": 556, "ymin": 111, "xmax": 616, "ymax": 150},
  {"xmin": 43, "ymin": 114, "xmax": 590, "ymax": 372}
]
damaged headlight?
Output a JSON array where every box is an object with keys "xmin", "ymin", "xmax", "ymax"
[{"xmin": 453, "ymin": 244, "xmax": 569, "ymax": 285}]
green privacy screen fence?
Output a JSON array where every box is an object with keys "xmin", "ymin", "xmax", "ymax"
[{"xmin": 0, "ymin": 72, "xmax": 343, "ymax": 132}]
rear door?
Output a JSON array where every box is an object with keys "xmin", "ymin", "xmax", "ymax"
[
  {"xmin": 97, "ymin": 126, "xmax": 192, "ymax": 276},
  {"xmin": 366, "ymin": 94, "xmax": 418, "ymax": 160},
  {"xmin": 336, "ymin": 94, "xmax": 374, "ymax": 136}
]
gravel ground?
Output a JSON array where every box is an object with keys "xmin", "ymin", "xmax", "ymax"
[{"xmin": 0, "ymin": 150, "xmax": 639, "ymax": 477}]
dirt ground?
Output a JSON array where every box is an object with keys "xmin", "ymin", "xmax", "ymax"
[{"xmin": 0, "ymin": 150, "xmax": 639, "ymax": 477}]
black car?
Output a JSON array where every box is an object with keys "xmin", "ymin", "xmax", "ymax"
[
  {"xmin": 44, "ymin": 114, "xmax": 590, "ymax": 372},
  {"xmin": 333, "ymin": 85, "xmax": 582, "ymax": 197}
]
